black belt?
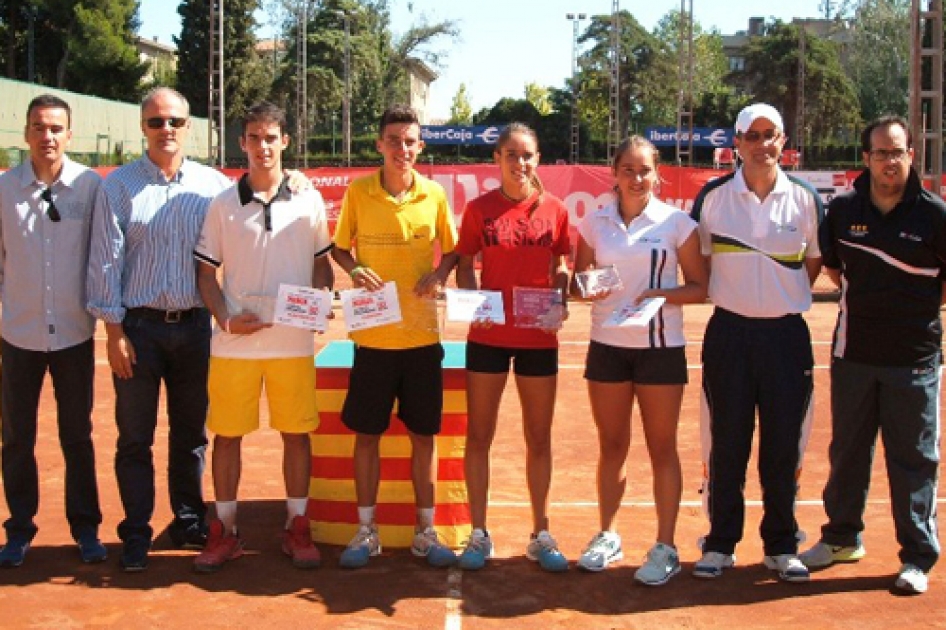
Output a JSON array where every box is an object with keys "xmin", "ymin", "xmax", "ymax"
[{"xmin": 125, "ymin": 307, "xmax": 205, "ymax": 324}]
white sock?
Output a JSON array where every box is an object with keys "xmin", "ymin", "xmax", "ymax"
[
  {"xmin": 417, "ymin": 507, "xmax": 435, "ymax": 531},
  {"xmin": 357, "ymin": 506, "xmax": 376, "ymax": 527},
  {"xmin": 286, "ymin": 497, "xmax": 309, "ymax": 528},
  {"xmin": 215, "ymin": 501, "xmax": 238, "ymax": 533}
]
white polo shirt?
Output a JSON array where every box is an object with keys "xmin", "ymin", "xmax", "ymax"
[
  {"xmin": 578, "ymin": 197, "xmax": 696, "ymax": 348},
  {"xmin": 692, "ymin": 168, "xmax": 822, "ymax": 318},
  {"xmin": 195, "ymin": 175, "xmax": 333, "ymax": 358}
]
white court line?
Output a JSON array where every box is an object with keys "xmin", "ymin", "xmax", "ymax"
[
  {"xmin": 558, "ymin": 340, "xmax": 836, "ymax": 346},
  {"xmin": 444, "ymin": 568, "xmax": 463, "ymax": 630},
  {"xmin": 558, "ymin": 364, "xmax": 832, "ymax": 369},
  {"xmin": 489, "ymin": 498, "xmax": 946, "ymax": 509}
]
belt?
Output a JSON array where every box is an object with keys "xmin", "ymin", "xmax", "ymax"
[{"xmin": 125, "ymin": 307, "xmax": 205, "ymax": 324}]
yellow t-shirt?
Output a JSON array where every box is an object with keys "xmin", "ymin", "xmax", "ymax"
[{"xmin": 334, "ymin": 169, "xmax": 458, "ymax": 349}]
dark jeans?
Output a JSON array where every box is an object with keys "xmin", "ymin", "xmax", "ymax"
[
  {"xmin": 1, "ymin": 337, "xmax": 101, "ymax": 542},
  {"xmin": 114, "ymin": 311, "xmax": 210, "ymax": 543}
]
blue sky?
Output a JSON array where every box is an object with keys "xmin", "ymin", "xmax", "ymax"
[{"xmin": 139, "ymin": 0, "xmax": 828, "ymax": 119}]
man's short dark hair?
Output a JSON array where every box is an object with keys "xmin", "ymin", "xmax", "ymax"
[
  {"xmin": 861, "ymin": 115, "xmax": 911, "ymax": 153},
  {"xmin": 26, "ymin": 94, "xmax": 71, "ymax": 127},
  {"xmin": 241, "ymin": 101, "xmax": 288, "ymax": 136},
  {"xmin": 378, "ymin": 105, "xmax": 419, "ymax": 137}
]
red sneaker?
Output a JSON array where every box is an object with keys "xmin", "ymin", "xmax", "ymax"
[
  {"xmin": 193, "ymin": 519, "xmax": 244, "ymax": 573},
  {"xmin": 282, "ymin": 515, "xmax": 321, "ymax": 569}
]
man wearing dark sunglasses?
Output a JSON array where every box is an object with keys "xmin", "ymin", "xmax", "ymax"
[
  {"xmin": 87, "ymin": 87, "xmax": 233, "ymax": 572},
  {"xmin": 802, "ymin": 115, "xmax": 946, "ymax": 595},
  {"xmin": 691, "ymin": 103, "xmax": 823, "ymax": 584},
  {"xmin": 0, "ymin": 94, "xmax": 106, "ymax": 567}
]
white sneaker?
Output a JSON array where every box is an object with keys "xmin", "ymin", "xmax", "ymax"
[
  {"xmin": 526, "ymin": 530, "xmax": 569, "ymax": 572},
  {"xmin": 458, "ymin": 528, "xmax": 494, "ymax": 571},
  {"xmin": 411, "ymin": 526, "xmax": 457, "ymax": 568},
  {"xmin": 763, "ymin": 554, "xmax": 810, "ymax": 583},
  {"xmin": 634, "ymin": 542, "xmax": 681, "ymax": 586},
  {"xmin": 692, "ymin": 551, "xmax": 735, "ymax": 579},
  {"xmin": 799, "ymin": 542, "xmax": 866, "ymax": 569},
  {"xmin": 894, "ymin": 563, "xmax": 928, "ymax": 594},
  {"xmin": 577, "ymin": 531, "xmax": 623, "ymax": 572},
  {"xmin": 339, "ymin": 524, "xmax": 381, "ymax": 569}
]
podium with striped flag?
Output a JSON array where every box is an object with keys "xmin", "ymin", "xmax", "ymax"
[{"xmin": 309, "ymin": 341, "xmax": 471, "ymax": 548}]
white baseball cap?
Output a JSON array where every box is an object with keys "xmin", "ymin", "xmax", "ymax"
[{"xmin": 735, "ymin": 103, "xmax": 784, "ymax": 134}]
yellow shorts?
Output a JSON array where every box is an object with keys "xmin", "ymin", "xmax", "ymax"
[{"xmin": 208, "ymin": 356, "xmax": 319, "ymax": 437}]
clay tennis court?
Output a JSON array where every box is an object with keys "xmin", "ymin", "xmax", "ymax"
[{"xmin": 0, "ymin": 289, "xmax": 943, "ymax": 629}]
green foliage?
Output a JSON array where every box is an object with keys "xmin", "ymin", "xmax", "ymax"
[
  {"xmin": 847, "ymin": 0, "xmax": 910, "ymax": 122},
  {"xmin": 0, "ymin": 0, "xmax": 146, "ymax": 101},
  {"xmin": 736, "ymin": 20, "xmax": 861, "ymax": 143},
  {"xmin": 176, "ymin": 0, "xmax": 269, "ymax": 119},
  {"xmin": 524, "ymin": 82, "xmax": 553, "ymax": 115},
  {"xmin": 449, "ymin": 83, "xmax": 472, "ymax": 124}
]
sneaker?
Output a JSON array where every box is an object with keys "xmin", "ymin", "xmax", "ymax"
[
  {"xmin": 763, "ymin": 554, "xmax": 810, "ymax": 583},
  {"xmin": 168, "ymin": 520, "xmax": 208, "ymax": 550},
  {"xmin": 894, "ymin": 563, "xmax": 928, "ymax": 594},
  {"xmin": 526, "ymin": 530, "xmax": 568, "ymax": 573},
  {"xmin": 339, "ymin": 524, "xmax": 381, "ymax": 569},
  {"xmin": 577, "ymin": 531, "xmax": 623, "ymax": 572},
  {"xmin": 458, "ymin": 529, "xmax": 494, "ymax": 571},
  {"xmin": 193, "ymin": 520, "xmax": 244, "ymax": 573},
  {"xmin": 634, "ymin": 542, "xmax": 681, "ymax": 586},
  {"xmin": 0, "ymin": 538, "xmax": 30, "ymax": 568},
  {"xmin": 77, "ymin": 536, "xmax": 108, "ymax": 564},
  {"xmin": 692, "ymin": 551, "xmax": 735, "ymax": 579},
  {"xmin": 119, "ymin": 538, "xmax": 150, "ymax": 573},
  {"xmin": 411, "ymin": 526, "xmax": 457, "ymax": 568},
  {"xmin": 282, "ymin": 515, "xmax": 321, "ymax": 569},
  {"xmin": 799, "ymin": 542, "xmax": 866, "ymax": 569}
]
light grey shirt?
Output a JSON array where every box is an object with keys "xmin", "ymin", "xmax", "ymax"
[
  {"xmin": 86, "ymin": 155, "xmax": 231, "ymax": 324},
  {"xmin": 0, "ymin": 156, "xmax": 101, "ymax": 351}
]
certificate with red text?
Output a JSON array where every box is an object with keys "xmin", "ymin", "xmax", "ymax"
[
  {"xmin": 273, "ymin": 284, "xmax": 333, "ymax": 332},
  {"xmin": 340, "ymin": 282, "xmax": 403, "ymax": 332},
  {"xmin": 444, "ymin": 288, "xmax": 505, "ymax": 324}
]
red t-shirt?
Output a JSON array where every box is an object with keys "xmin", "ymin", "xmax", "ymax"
[{"xmin": 456, "ymin": 189, "xmax": 571, "ymax": 349}]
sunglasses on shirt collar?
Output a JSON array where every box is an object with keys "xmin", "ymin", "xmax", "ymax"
[
  {"xmin": 144, "ymin": 117, "xmax": 189, "ymax": 130},
  {"xmin": 40, "ymin": 187, "xmax": 61, "ymax": 222}
]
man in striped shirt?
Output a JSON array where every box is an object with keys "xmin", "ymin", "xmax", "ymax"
[{"xmin": 87, "ymin": 87, "xmax": 232, "ymax": 572}]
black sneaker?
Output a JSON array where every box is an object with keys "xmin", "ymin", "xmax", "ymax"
[
  {"xmin": 168, "ymin": 521, "xmax": 208, "ymax": 550},
  {"xmin": 78, "ymin": 536, "xmax": 108, "ymax": 564},
  {"xmin": 120, "ymin": 539, "xmax": 150, "ymax": 572},
  {"xmin": 0, "ymin": 538, "xmax": 30, "ymax": 568}
]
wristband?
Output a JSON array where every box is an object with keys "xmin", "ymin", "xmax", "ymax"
[{"xmin": 350, "ymin": 266, "xmax": 365, "ymax": 279}]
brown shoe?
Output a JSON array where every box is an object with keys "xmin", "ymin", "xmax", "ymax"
[{"xmin": 282, "ymin": 515, "xmax": 321, "ymax": 569}]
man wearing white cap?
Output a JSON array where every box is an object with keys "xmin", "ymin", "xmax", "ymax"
[{"xmin": 690, "ymin": 103, "xmax": 823, "ymax": 583}]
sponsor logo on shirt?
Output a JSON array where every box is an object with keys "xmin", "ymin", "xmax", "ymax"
[
  {"xmin": 847, "ymin": 224, "xmax": 869, "ymax": 238},
  {"xmin": 638, "ymin": 237, "xmax": 663, "ymax": 243},
  {"xmin": 774, "ymin": 223, "xmax": 798, "ymax": 233},
  {"xmin": 899, "ymin": 231, "xmax": 922, "ymax": 243}
]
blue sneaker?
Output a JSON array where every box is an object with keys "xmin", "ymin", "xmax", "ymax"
[
  {"xmin": 526, "ymin": 530, "xmax": 568, "ymax": 572},
  {"xmin": 411, "ymin": 526, "xmax": 457, "ymax": 567},
  {"xmin": 0, "ymin": 538, "xmax": 30, "ymax": 568},
  {"xmin": 458, "ymin": 529, "xmax": 493, "ymax": 571},
  {"xmin": 78, "ymin": 536, "xmax": 108, "ymax": 564},
  {"xmin": 339, "ymin": 524, "xmax": 381, "ymax": 569}
]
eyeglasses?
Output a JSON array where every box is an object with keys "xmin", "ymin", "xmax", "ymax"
[
  {"xmin": 868, "ymin": 148, "xmax": 909, "ymax": 162},
  {"xmin": 739, "ymin": 129, "xmax": 780, "ymax": 143},
  {"xmin": 144, "ymin": 117, "xmax": 188, "ymax": 130},
  {"xmin": 40, "ymin": 187, "xmax": 61, "ymax": 222}
]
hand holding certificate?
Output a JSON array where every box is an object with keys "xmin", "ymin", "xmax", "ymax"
[
  {"xmin": 444, "ymin": 288, "xmax": 505, "ymax": 324},
  {"xmin": 575, "ymin": 265, "xmax": 624, "ymax": 298},
  {"xmin": 273, "ymin": 284, "xmax": 333, "ymax": 332},
  {"xmin": 339, "ymin": 281, "xmax": 403, "ymax": 332}
]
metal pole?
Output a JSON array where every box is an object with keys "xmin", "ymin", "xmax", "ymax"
[
  {"xmin": 566, "ymin": 13, "xmax": 586, "ymax": 165},
  {"xmin": 343, "ymin": 13, "xmax": 352, "ymax": 168},
  {"xmin": 218, "ymin": 0, "xmax": 225, "ymax": 167}
]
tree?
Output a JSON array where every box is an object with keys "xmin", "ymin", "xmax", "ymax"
[
  {"xmin": 847, "ymin": 0, "xmax": 911, "ymax": 122},
  {"xmin": 1, "ymin": 0, "xmax": 146, "ymax": 101},
  {"xmin": 524, "ymin": 82, "xmax": 553, "ymax": 115},
  {"xmin": 449, "ymin": 83, "xmax": 472, "ymax": 124},
  {"xmin": 737, "ymin": 20, "xmax": 860, "ymax": 143},
  {"xmin": 176, "ymin": 0, "xmax": 269, "ymax": 119}
]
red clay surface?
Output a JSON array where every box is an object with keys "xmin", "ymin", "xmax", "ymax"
[{"xmin": 1, "ymin": 284, "xmax": 944, "ymax": 628}]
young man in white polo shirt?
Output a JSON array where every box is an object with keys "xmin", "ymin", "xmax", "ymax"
[
  {"xmin": 690, "ymin": 103, "xmax": 823, "ymax": 583},
  {"xmin": 192, "ymin": 102, "xmax": 333, "ymax": 572}
]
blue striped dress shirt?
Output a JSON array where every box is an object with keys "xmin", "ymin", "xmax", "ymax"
[{"xmin": 86, "ymin": 155, "xmax": 232, "ymax": 324}]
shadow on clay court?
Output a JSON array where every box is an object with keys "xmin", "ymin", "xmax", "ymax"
[{"xmin": 0, "ymin": 501, "xmax": 910, "ymax": 619}]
